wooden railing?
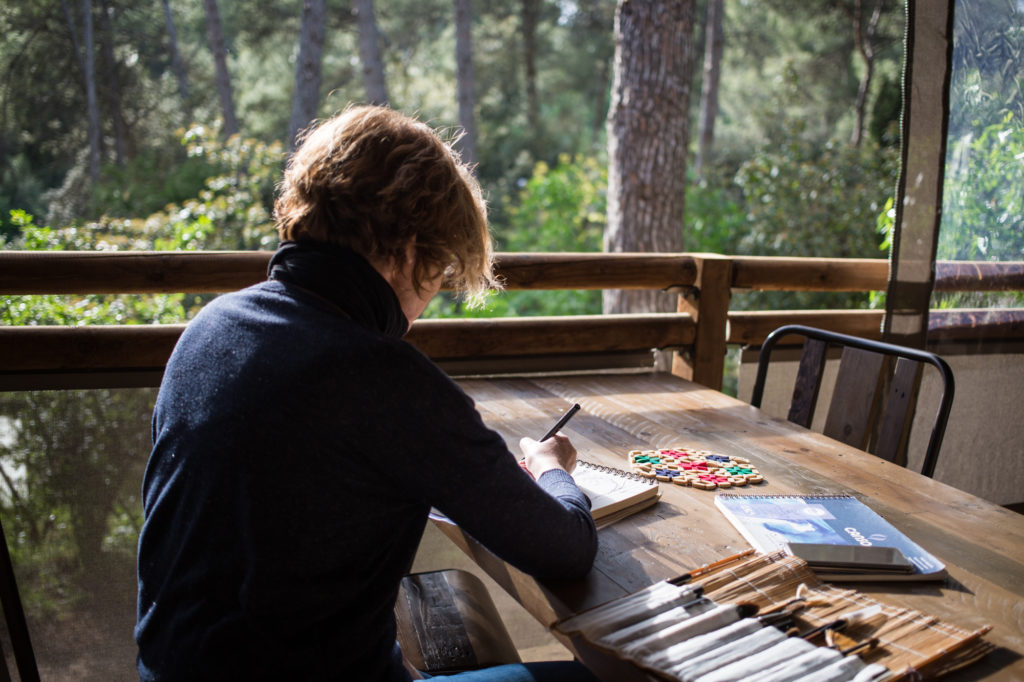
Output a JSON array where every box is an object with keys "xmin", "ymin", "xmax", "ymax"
[{"xmin": 1, "ymin": 251, "xmax": 1022, "ymax": 391}]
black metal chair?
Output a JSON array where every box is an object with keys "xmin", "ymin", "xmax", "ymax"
[
  {"xmin": 750, "ymin": 324, "xmax": 954, "ymax": 478},
  {"xmin": 0, "ymin": 513, "xmax": 39, "ymax": 682}
]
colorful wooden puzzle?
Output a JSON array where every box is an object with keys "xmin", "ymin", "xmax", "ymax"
[{"xmin": 627, "ymin": 447, "xmax": 765, "ymax": 490}]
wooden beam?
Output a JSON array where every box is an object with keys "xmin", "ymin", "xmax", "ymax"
[
  {"xmin": 0, "ymin": 324, "xmax": 185, "ymax": 371},
  {"xmin": 727, "ymin": 310, "xmax": 886, "ymax": 346},
  {"xmin": 934, "ymin": 261, "xmax": 1024, "ymax": 292},
  {"xmin": 1, "ymin": 251, "xmax": 1019, "ymax": 296},
  {"xmin": 928, "ymin": 309, "xmax": 1024, "ymax": 341},
  {"xmin": 0, "ymin": 251, "xmax": 698, "ymax": 295},
  {"xmin": 494, "ymin": 253, "xmax": 697, "ymax": 290},
  {"xmin": 0, "ymin": 251, "xmax": 269, "ymax": 294},
  {"xmin": 672, "ymin": 255, "xmax": 731, "ymax": 389},
  {"xmin": 731, "ymin": 257, "xmax": 889, "ymax": 292},
  {"xmin": 407, "ymin": 314, "xmax": 695, "ymax": 359},
  {"xmin": 0, "ymin": 315, "xmax": 695, "ymax": 374}
]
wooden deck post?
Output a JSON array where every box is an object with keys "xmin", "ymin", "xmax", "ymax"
[{"xmin": 672, "ymin": 254, "xmax": 732, "ymax": 390}]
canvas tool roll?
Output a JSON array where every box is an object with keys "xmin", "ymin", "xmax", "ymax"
[{"xmin": 554, "ymin": 551, "xmax": 995, "ymax": 681}]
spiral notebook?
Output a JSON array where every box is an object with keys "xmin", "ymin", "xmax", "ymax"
[
  {"xmin": 573, "ymin": 460, "xmax": 661, "ymax": 528},
  {"xmin": 714, "ymin": 494, "xmax": 947, "ymax": 581}
]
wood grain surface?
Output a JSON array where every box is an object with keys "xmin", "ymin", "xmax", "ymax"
[{"xmin": 438, "ymin": 371, "xmax": 1024, "ymax": 681}]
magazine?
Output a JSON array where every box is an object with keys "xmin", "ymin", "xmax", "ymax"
[{"xmin": 714, "ymin": 494, "xmax": 947, "ymax": 581}]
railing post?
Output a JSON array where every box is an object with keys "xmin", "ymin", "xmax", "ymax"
[{"xmin": 672, "ymin": 254, "xmax": 732, "ymax": 390}]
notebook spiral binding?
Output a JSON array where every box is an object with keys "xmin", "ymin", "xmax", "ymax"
[
  {"xmin": 721, "ymin": 494, "xmax": 854, "ymax": 499},
  {"xmin": 578, "ymin": 459, "xmax": 656, "ymax": 485}
]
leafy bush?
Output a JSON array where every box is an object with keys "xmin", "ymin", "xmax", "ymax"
[
  {"xmin": 730, "ymin": 129, "xmax": 898, "ymax": 310},
  {"xmin": 941, "ymin": 112, "xmax": 1024, "ymax": 262},
  {"xmin": 498, "ymin": 153, "xmax": 606, "ymax": 252},
  {"xmin": 145, "ymin": 125, "xmax": 283, "ymax": 252},
  {"xmin": 685, "ymin": 174, "xmax": 746, "ymax": 255},
  {"xmin": 430, "ymin": 154, "xmax": 607, "ymax": 318}
]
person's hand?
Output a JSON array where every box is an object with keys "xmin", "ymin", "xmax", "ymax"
[{"xmin": 520, "ymin": 434, "xmax": 577, "ymax": 479}]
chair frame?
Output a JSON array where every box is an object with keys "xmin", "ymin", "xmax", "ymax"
[
  {"xmin": 750, "ymin": 324, "xmax": 955, "ymax": 478},
  {"xmin": 0, "ymin": 515, "xmax": 40, "ymax": 682}
]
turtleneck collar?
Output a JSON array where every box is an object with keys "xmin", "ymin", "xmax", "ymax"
[{"xmin": 267, "ymin": 240, "xmax": 409, "ymax": 338}]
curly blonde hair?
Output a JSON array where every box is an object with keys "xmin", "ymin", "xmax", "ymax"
[{"xmin": 274, "ymin": 105, "xmax": 498, "ymax": 304}]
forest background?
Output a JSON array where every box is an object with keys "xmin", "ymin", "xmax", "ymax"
[
  {"xmin": 1, "ymin": 0, "xmax": 913, "ymax": 325},
  {"xmin": 0, "ymin": 1, "xmax": 1022, "ymax": 678}
]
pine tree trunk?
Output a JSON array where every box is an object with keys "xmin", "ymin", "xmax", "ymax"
[
  {"xmin": 355, "ymin": 0, "xmax": 389, "ymax": 106},
  {"xmin": 100, "ymin": 3, "xmax": 127, "ymax": 166},
  {"xmin": 289, "ymin": 0, "xmax": 327, "ymax": 148},
  {"xmin": 60, "ymin": 0, "xmax": 99, "ymax": 180},
  {"xmin": 162, "ymin": 0, "xmax": 190, "ymax": 102},
  {"xmin": 453, "ymin": 0, "xmax": 478, "ymax": 166},
  {"xmin": 849, "ymin": 0, "xmax": 882, "ymax": 148},
  {"xmin": 64, "ymin": 0, "xmax": 102, "ymax": 182},
  {"xmin": 694, "ymin": 0, "xmax": 723, "ymax": 178},
  {"xmin": 521, "ymin": 0, "xmax": 541, "ymax": 156},
  {"xmin": 203, "ymin": 0, "xmax": 239, "ymax": 137},
  {"xmin": 604, "ymin": 0, "xmax": 695, "ymax": 314},
  {"xmin": 82, "ymin": 0, "xmax": 101, "ymax": 181}
]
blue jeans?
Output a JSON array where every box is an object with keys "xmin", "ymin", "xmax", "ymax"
[{"xmin": 421, "ymin": 661, "xmax": 599, "ymax": 681}]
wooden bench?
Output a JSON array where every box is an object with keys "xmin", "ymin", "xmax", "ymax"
[{"xmin": 395, "ymin": 569, "xmax": 521, "ymax": 675}]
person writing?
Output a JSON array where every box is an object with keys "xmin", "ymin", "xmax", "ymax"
[{"xmin": 134, "ymin": 105, "xmax": 598, "ymax": 681}]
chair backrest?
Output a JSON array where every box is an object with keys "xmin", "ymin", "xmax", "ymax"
[{"xmin": 750, "ymin": 325, "xmax": 955, "ymax": 478}]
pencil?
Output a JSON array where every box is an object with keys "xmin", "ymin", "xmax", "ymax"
[{"xmin": 540, "ymin": 403, "xmax": 581, "ymax": 441}]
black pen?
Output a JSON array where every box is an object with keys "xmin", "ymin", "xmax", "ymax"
[{"xmin": 540, "ymin": 403, "xmax": 581, "ymax": 441}]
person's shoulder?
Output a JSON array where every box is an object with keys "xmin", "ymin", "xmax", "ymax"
[
  {"xmin": 366, "ymin": 331, "xmax": 440, "ymax": 370},
  {"xmin": 191, "ymin": 282, "xmax": 273, "ymax": 313},
  {"xmin": 179, "ymin": 283, "xmax": 276, "ymax": 328},
  {"xmin": 363, "ymin": 332, "xmax": 467, "ymax": 392}
]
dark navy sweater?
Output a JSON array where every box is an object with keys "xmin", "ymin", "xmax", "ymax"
[{"xmin": 135, "ymin": 244, "xmax": 597, "ymax": 681}]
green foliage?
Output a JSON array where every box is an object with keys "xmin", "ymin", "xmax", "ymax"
[
  {"xmin": 718, "ymin": 0, "xmax": 904, "ymax": 159},
  {"xmin": 1, "ymin": 125, "xmax": 280, "ymax": 325},
  {"xmin": 950, "ymin": 0, "xmax": 1024, "ymax": 137},
  {"xmin": 1, "ymin": 212, "xmax": 190, "ymax": 325},
  {"xmin": 685, "ymin": 174, "xmax": 746, "ymax": 255},
  {"xmin": 1, "ymin": 123, "xmax": 280, "ymax": 327},
  {"xmin": 935, "ymin": 112, "xmax": 1024, "ymax": 309},
  {"xmin": 942, "ymin": 100, "xmax": 1024, "ymax": 264},
  {"xmin": 427, "ymin": 154, "xmax": 608, "ymax": 318},
  {"xmin": 145, "ymin": 125, "xmax": 283, "ymax": 251},
  {"xmin": 727, "ymin": 123, "xmax": 898, "ymax": 310},
  {"xmin": 500, "ymin": 154, "xmax": 606, "ymax": 252},
  {"xmin": 90, "ymin": 138, "xmax": 218, "ymax": 219},
  {"xmin": 934, "ymin": 1, "xmax": 1024, "ymax": 309},
  {"xmin": 0, "ymin": 154, "xmax": 51, "ymax": 236},
  {"xmin": 734, "ymin": 134, "xmax": 898, "ymax": 260}
]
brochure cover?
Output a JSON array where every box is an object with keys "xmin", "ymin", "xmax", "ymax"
[{"xmin": 714, "ymin": 494, "xmax": 947, "ymax": 581}]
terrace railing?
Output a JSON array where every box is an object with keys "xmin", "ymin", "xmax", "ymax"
[{"xmin": 1, "ymin": 251, "xmax": 1022, "ymax": 391}]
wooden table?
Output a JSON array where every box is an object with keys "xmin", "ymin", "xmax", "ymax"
[{"xmin": 438, "ymin": 371, "xmax": 1024, "ymax": 680}]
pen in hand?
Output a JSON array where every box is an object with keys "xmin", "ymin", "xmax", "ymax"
[
  {"xmin": 539, "ymin": 403, "xmax": 589, "ymax": 506},
  {"xmin": 520, "ymin": 403, "xmax": 582, "ymax": 480},
  {"xmin": 540, "ymin": 403, "xmax": 581, "ymax": 441}
]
